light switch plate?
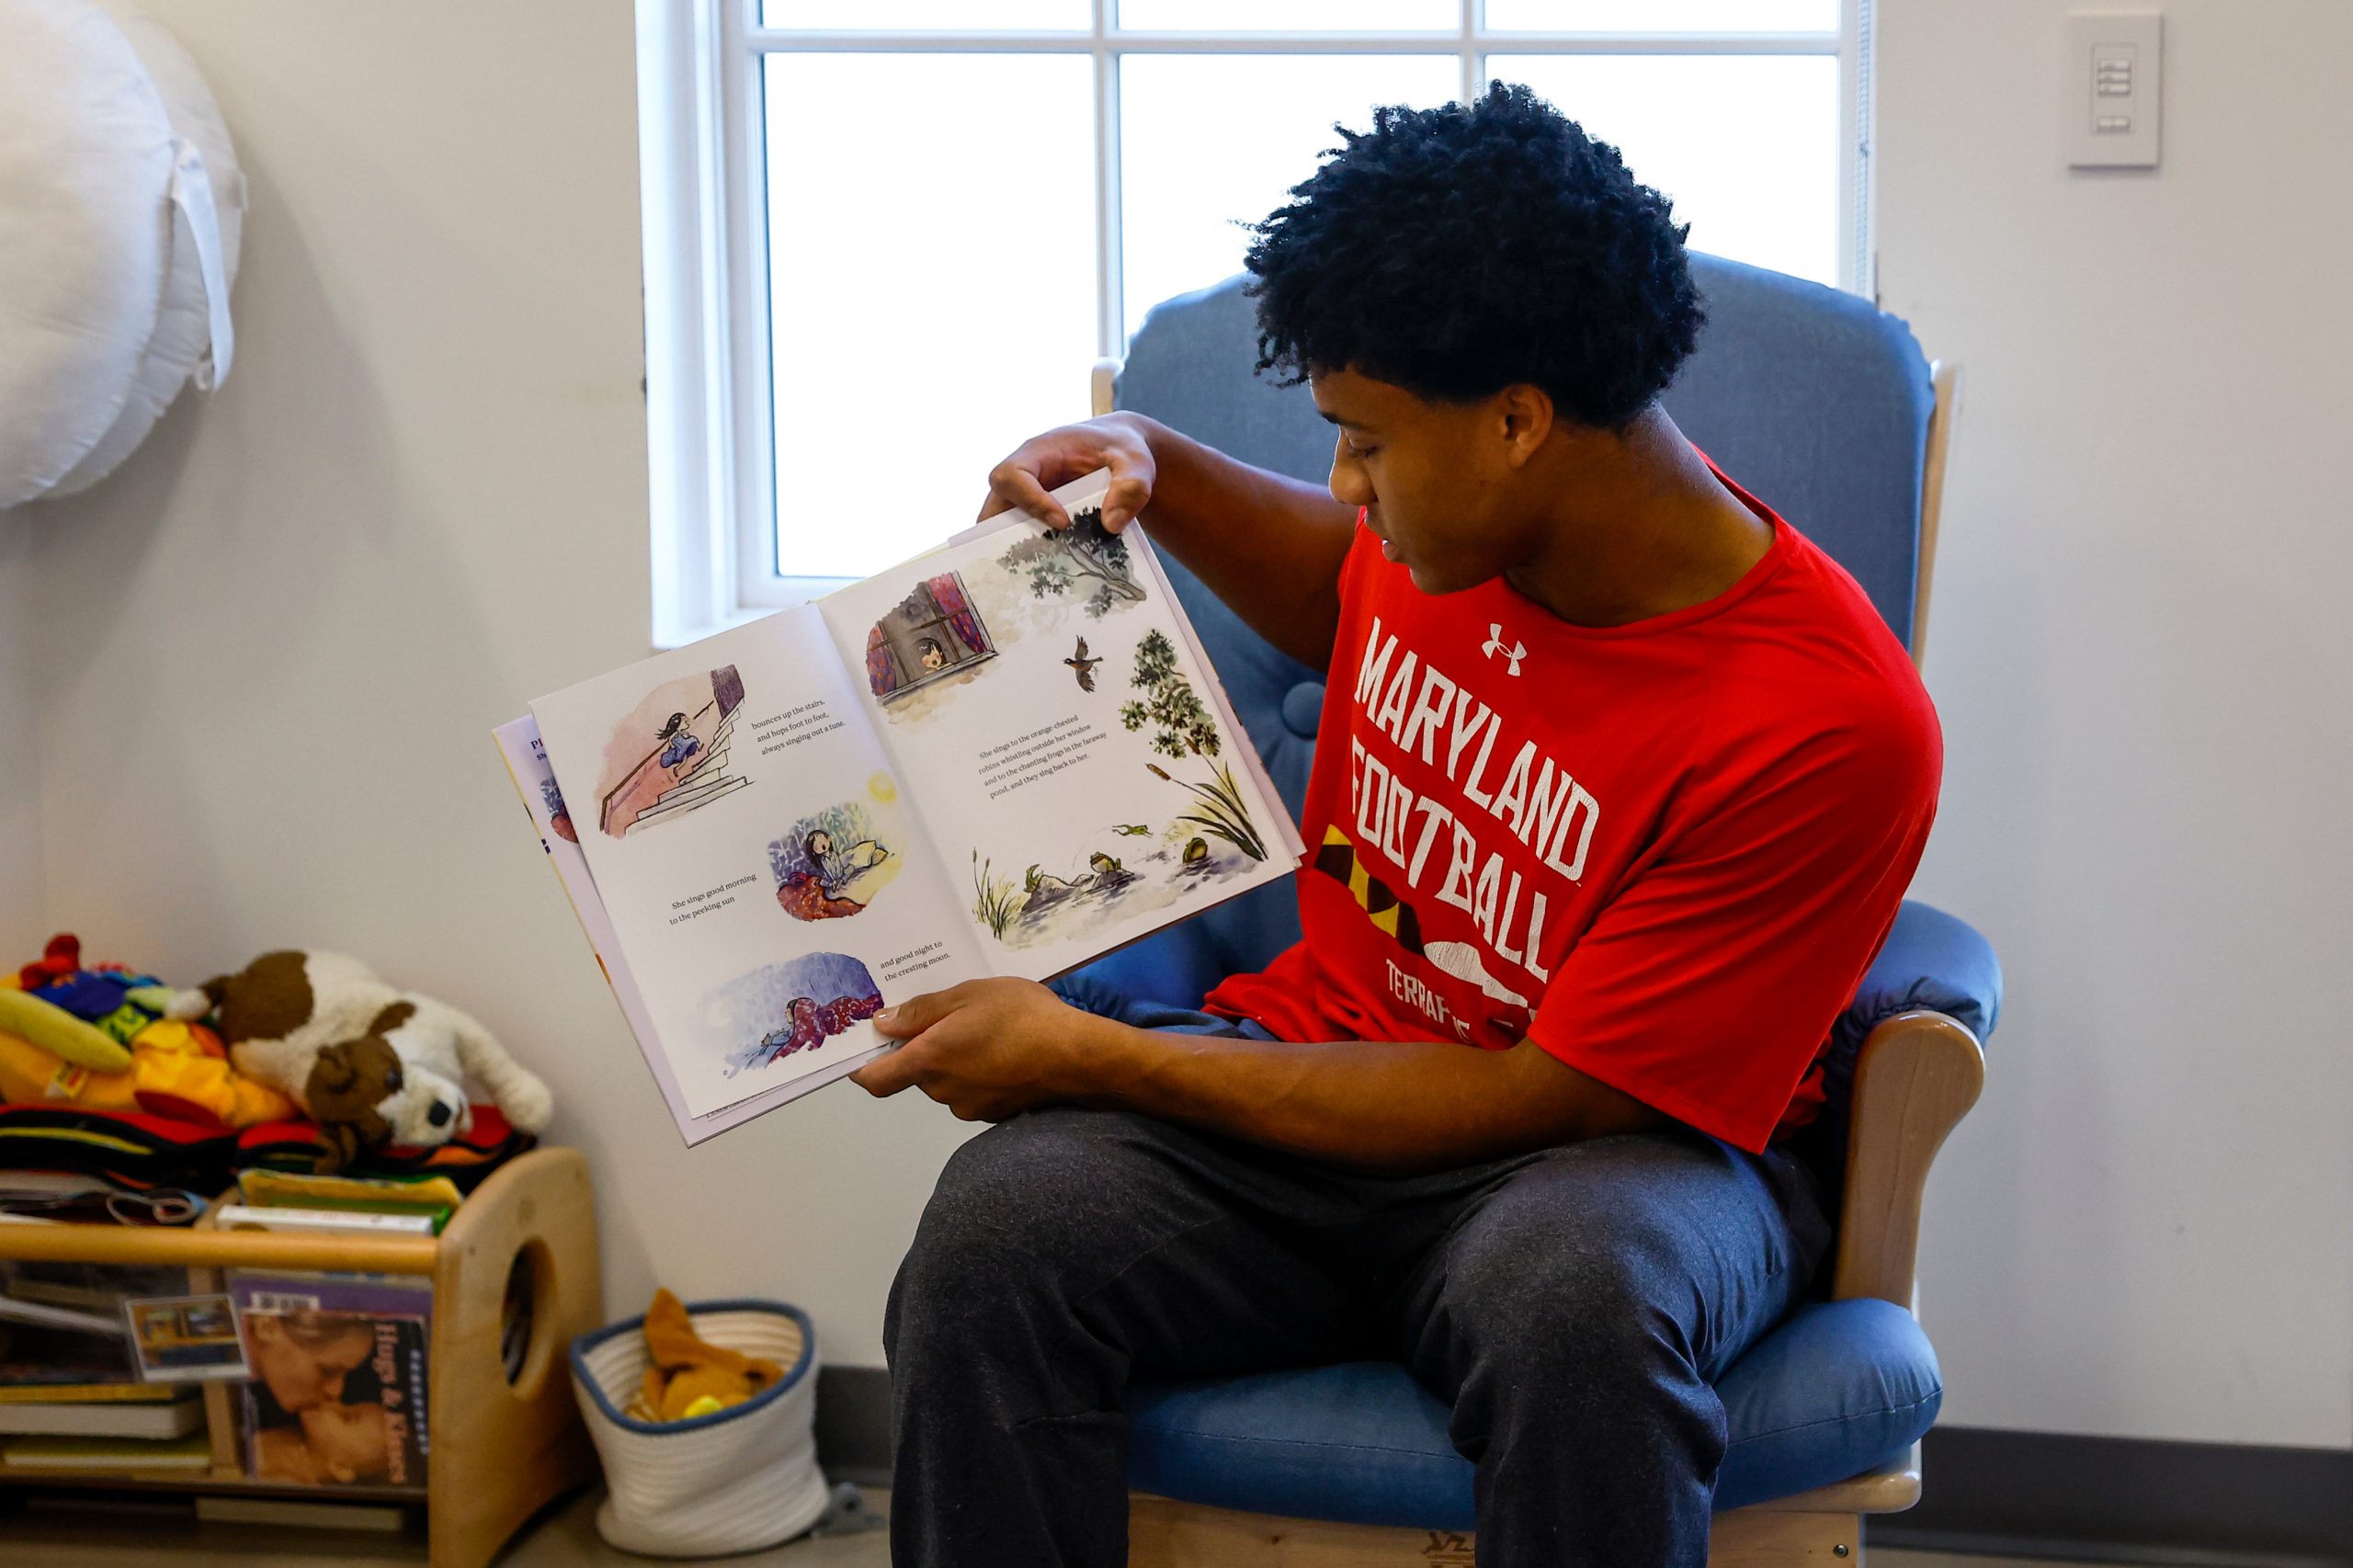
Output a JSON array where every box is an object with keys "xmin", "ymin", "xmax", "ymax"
[{"xmin": 2065, "ymin": 10, "xmax": 2163, "ymax": 167}]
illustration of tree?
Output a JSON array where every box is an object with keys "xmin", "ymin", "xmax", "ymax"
[
  {"xmin": 1120, "ymin": 629, "xmax": 1221, "ymax": 759},
  {"xmin": 997, "ymin": 505, "xmax": 1146, "ymax": 619}
]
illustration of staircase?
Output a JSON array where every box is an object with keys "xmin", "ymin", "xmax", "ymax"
[{"xmin": 625, "ymin": 703, "xmax": 748, "ymax": 833}]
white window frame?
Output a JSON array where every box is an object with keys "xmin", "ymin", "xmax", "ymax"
[{"xmin": 637, "ymin": 0, "xmax": 1873, "ymax": 647}]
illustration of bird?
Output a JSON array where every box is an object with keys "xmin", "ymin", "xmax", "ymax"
[{"xmin": 1063, "ymin": 636, "xmax": 1102, "ymax": 691}]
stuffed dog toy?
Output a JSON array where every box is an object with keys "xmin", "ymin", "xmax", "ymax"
[{"xmin": 183, "ymin": 952, "xmax": 553, "ymax": 1171}]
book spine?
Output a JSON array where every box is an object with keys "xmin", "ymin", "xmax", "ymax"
[
  {"xmin": 0, "ymin": 1384, "xmax": 188, "ymax": 1405},
  {"xmin": 226, "ymin": 1271, "xmax": 434, "ymax": 1324},
  {"xmin": 214, "ymin": 1206, "xmax": 437, "ymax": 1235}
]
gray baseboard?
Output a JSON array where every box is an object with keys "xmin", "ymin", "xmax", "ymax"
[
  {"xmin": 816, "ymin": 1366, "xmax": 894, "ymax": 1487},
  {"xmin": 814, "ymin": 1373, "xmax": 2352, "ymax": 1565},
  {"xmin": 1870, "ymin": 1426, "xmax": 2352, "ymax": 1568}
]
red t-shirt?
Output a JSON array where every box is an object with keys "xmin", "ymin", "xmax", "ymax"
[{"xmin": 1204, "ymin": 472, "xmax": 1942, "ymax": 1153}]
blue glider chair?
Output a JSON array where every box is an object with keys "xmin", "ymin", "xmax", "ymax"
[{"xmin": 1068, "ymin": 256, "xmax": 2002, "ymax": 1565}]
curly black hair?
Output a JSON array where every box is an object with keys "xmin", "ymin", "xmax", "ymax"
[{"xmin": 1243, "ymin": 81, "xmax": 1703, "ymax": 430}]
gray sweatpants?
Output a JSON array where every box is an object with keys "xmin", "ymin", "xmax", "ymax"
[{"xmin": 881, "ymin": 1000, "xmax": 1832, "ymax": 1567}]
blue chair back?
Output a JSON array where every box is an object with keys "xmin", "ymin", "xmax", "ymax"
[{"xmin": 1080, "ymin": 256, "xmax": 1938, "ymax": 1007}]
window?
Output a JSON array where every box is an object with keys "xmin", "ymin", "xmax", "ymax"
[{"xmin": 639, "ymin": 0, "xmax": 1871, "ymax": 644}]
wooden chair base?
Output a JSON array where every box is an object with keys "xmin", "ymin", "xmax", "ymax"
[{"xmin": 1129, "ymin": 1451, "xmax": 1918, "ymax": 1566}]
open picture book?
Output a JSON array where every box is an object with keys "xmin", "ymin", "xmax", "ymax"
[{"xmin": 496, "ymin": 472, "xmax": 1303, "ymax": 1144}]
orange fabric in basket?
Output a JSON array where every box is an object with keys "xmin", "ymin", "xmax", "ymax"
[{"xmin": 633, "ymin": 1289, "xmax": 785, "ymax": 1423}]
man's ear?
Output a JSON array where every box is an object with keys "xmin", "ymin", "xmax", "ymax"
[{"xmin": 1496, "ymin": 381, "xmax": 1556, "ymax": 467}]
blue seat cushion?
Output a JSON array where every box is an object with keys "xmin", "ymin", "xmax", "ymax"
[{"xmin": 1126, "ymin": 1298, "xmax": 1940, "ymax": 1528}]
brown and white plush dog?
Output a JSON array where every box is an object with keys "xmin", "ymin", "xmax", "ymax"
[{"xmin": 188, "ymin": 952, "xmax": 553, "ymax": 1170}]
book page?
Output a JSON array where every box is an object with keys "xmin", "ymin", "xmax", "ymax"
[
  {"xmin": 815, "ymin": 474, "xmax": 1299, "ymax": 983},
  {"xmin": 529, "ymin": 607, "xmax": 989, "ymax": 1119},
  {"xmin": 494, "ymin": 717, "xmax": 878, "ymax": 1144}
]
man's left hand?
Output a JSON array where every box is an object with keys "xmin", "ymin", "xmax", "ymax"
[{"xmin": 848, "ymin": 978, "xmax": 1120, "ymax": 1122}]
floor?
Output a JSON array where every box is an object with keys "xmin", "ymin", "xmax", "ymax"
[{"xmin": 0, "ymin": 1486, "xmax": 2200, "ymax": 1568}]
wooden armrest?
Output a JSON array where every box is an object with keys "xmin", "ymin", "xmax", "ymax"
[
  {"xmin": 1912, "ymin": 360, "xmax": 1961, "ymax": 670},
  {"xmin": 1831, "ymin": 1010, "xmax": 1985, "ymax": 1305}
]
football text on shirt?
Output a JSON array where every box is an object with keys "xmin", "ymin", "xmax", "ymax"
[{"xmin": 1345, "ymin": 616, "xmax": 1604, "ymax": 988}]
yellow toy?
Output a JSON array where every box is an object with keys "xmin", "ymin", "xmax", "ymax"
[
  {"xmin": 0, "ymin": 986, "xmax": 132, "ymax": 1074},
  {"xmin": 0, "ymin": 1017, "xmax": 297, "ymax": 1131},
  {"xmin": 0, "ymin": 936, "xmax": 297, "ymax": 1131}
]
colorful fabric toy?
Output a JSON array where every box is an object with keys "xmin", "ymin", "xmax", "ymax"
[
  {"xmin": 0, "ymin": 936, "xmax": 295, "ymax": 1129},
  {"xmin": 6, "ymin": 931, "xmax": 213, "ymax": 1057},
  {"xmin": 0, "ymin": 1101, "xmax": 531, "ymax": 1195},
  {"xmin": 626, "ymin": 1289, "xmax": 785, "ymax": 1424},
  {"xmin": 0, "ymin": 1017, "xmax": 296, "ymax": 1130},
  {"xmin": 0, "ymin": 988, "xmax": 131, "ymax": 1073}
]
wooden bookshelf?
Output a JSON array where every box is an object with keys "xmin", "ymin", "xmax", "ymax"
[{"xmin": 0, "ymin": 1148, "xmax": 601, "ymax": 1568}]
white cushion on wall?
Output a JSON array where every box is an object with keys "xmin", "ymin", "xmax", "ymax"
[{"xmin": 0, "ymin": 0, "xmax": 242, "ymax": 509}]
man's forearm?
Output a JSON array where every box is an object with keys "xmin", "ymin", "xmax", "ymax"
[
  {"xmin": 1078, "ymin": 1013, "xmax": 1667, "ymax": 1174},
  {"xmin": 1126, "ymin": 416, "xmax": 1357, "ymax": 671}
]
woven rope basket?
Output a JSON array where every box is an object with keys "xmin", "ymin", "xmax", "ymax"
[{"xmin": 570, "ymin": 1299, "xmax": 832, "ymax": 1557}]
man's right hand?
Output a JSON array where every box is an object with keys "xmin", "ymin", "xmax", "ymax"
[
  {"xmin": 978, "ymin": 413, "xmax": 1157, "ymax": 535},
  {"xmin": 976, "ymin": 408, "xmax": 1356, "ymax": 671}
]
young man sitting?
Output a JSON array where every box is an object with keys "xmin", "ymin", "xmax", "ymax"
[{"xmin": 851, "ymin": 82, "xmax": 1941, "ymax": 1568}]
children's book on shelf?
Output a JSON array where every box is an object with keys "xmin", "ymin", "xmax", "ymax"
[
  {"xmin": 0, "ymin": 1259, "xmax": 188, "ymax": 1387},
  {"xmin": 227, "ymin": 1272, "xmax": 430, "ymax": 1490},
  {"xmin": 498, "ymin": 471, "xmax": 1303, "ymax": 1144},
  {"xmin": 0, "ymin": 1381, "xmax": 190, "ymax": 1405},
  {"xmin": 0, "ymin": 1389, "xmax": 205, "ymax": 1439},
  {"xmin": 224, "ymin": 1269, "xmax": 433, "ymax": 1337},
  {"xmin": 122, "ymin": 1291, "xmax": 250, "ymax": 1382},
  {"xmin": 234, "ymin": 1169, "xmax": 463, "ymax": 1234},
  {"xmin": 0, "ymin": 1431, "xmax": 212, "ymax": 1471},
  {"xmin": 214, "ymin": 1205, "xmax": 438, "ymax": 1238}
]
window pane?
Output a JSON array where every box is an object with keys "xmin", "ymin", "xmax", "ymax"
[
  {"xmin": 1484, "ymin": 0, "xmax": 1836, "ymax": 29},
  {"xmin": 1117, "ymin": 0, "xmax": 1455, "ymax": 28},
  {"xmin": 763, "ymin": 53, "xmax": 1097, "ymax": 579},
  {"xmin": 1491, "ymin": 55, "xmax": 1838, "ymax": 284},
  {"xmin": 762, "ymin": 1, "xmax": 1090, "ymax": 28},
  {"xmin": 1120, "ymin": 53, "xmax": 1460, "ymax": 338}
]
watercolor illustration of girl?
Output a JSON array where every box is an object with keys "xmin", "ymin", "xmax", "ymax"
[
  {"xmin": 775, "ymin": 828, "xmax": 885, "ymax": 921},
  {"xmin": 654, "ymin": 711, "xmax": 701, "ymax": 771}
]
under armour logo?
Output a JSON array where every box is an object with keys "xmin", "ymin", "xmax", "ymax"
[{"xmin": 1482, "ymin": 623, "xmax": 1527, "ymax": 676}]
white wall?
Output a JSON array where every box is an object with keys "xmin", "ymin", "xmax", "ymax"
[
  {"xmin": 0, "ymin": 530, "xmax": 43, "ymax": 959},
  {"xmin": 11, "ymin": 0, "xmax": 2347, "ymax": 1450},
  {"xmin": 1883, "ymin": 1, "xmax": 2353, "ymax": 1448},
  {"xmin": 17, "ymin": 0, "xmax": 975, "ymax": 1368}
]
